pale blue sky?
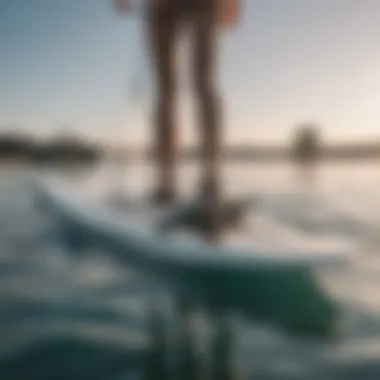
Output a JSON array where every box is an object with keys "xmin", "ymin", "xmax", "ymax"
[{"xmin": 1, "ymin": 0, "xmax": 380, "ymax": 145}]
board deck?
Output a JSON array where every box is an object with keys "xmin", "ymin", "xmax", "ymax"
[{"xmin": 37, "ymin": 177, "xmax": 354, "ymax": 268}]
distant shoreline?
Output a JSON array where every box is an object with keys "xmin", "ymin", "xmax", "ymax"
[
  {"xmin": 2, "ymin": 133, "xmax": 380, "ymax": 164},
  {"xmin": 1, "ymin": 154, "xmax": 380, "ymax": 167}
]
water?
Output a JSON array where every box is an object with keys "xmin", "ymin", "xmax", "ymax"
[{"xmin": 2, "ymin": 162, "xmax": 380, "ymax": 379}]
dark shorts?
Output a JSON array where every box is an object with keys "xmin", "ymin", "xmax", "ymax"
[
  {"xmin": 147, "ymin": 0, "xmax": 217, "ymax": 21},
  {"xmin": 146, "ymin": 0, "xmax": 218, "ymax": 91}
]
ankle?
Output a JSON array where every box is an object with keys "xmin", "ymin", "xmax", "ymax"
[
  {"xmin": 199, "ymin": 178, "xmax": 221, "ymax": 200},
  {"xmin": 151, "ymin": 187, "xmax": 176, "ymax": 205}
]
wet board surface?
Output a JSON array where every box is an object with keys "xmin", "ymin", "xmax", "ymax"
[{"xmin": 37, "ymin": 177, "xmax": 353, "ymax": 270}]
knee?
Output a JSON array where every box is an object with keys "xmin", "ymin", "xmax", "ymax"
[
  {"xmin": 157, "ymin": 82, "xmax": 176, "ymax": 105},
  {"xmin": 193, "ymin": 77, "xmax": 218, "ymax": 103}
]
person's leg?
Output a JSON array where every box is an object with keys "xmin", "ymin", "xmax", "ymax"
[
  {"xmin": 191, "ymin": 0, "xmax": 221, "ymax": 197},
  {"xmin": 191, "ymin": 0, "xmax": 222, "ymax": 238},
  {"xmin": 146, "ymin": 2, "xmax": 178, "ymax": 203}
]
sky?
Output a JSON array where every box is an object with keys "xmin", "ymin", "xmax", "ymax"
[{"xmin": 1, "ymin": 0, "xmax": 380, "ymax": 146}]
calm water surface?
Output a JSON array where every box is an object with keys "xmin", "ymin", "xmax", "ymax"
[{"xmin": 1, "ymin": 162, "xmax": 380, "ymax": 379}]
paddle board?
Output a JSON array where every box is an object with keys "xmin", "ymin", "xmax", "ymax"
[{"xmin": 35, "ymin": 177, "xmax": 354, "ymax": 340}]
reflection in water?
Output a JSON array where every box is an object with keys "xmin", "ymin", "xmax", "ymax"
[
  {"xmin": 0, "ymin": 337, "xmax": 144, "ymax": 380},
  {"xmin": 295, "ymin": 162, "xmax": 319, "ymax": 191}
]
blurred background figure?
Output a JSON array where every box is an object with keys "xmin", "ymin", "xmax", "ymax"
[{"xmin": 292, "ymin": 123, "xmax": 322, "ymax": 189}]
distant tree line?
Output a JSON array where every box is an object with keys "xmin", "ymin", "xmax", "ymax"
[
  {"xmin": 0, "ymin": 133, "xmax": 103, "ymax": 165},
  {"xmin": 3, "ymin": 124, "xmax": 380, "ymax": 166}
]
